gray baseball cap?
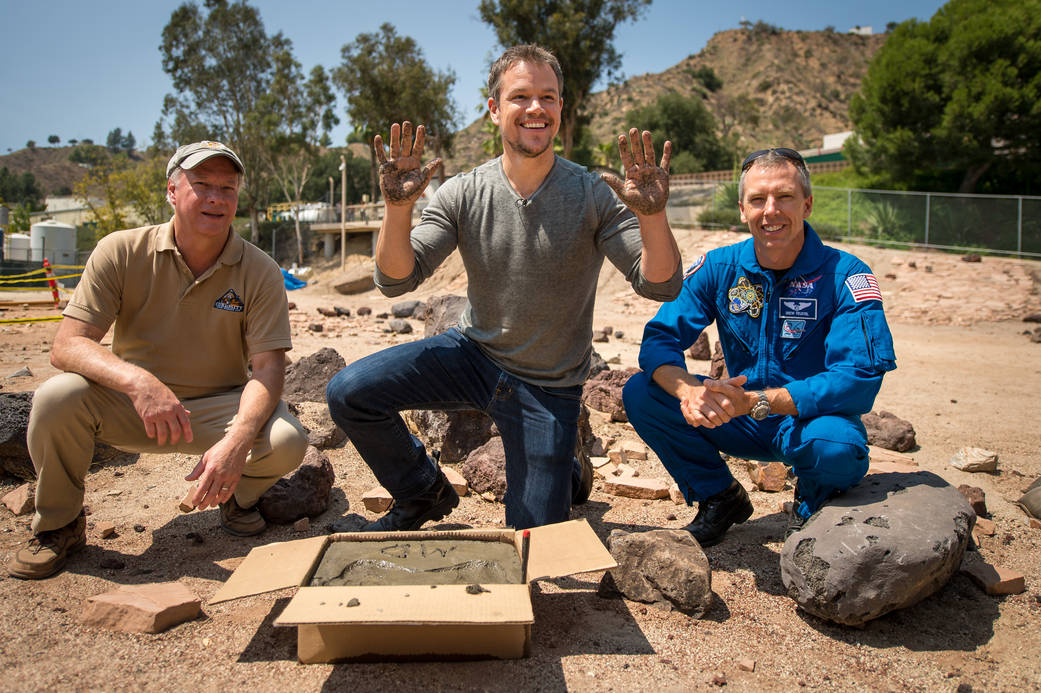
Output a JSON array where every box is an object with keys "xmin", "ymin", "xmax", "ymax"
[{"xmin": 166, "ymin": 140, "xmax": 244, "ymax": 178}]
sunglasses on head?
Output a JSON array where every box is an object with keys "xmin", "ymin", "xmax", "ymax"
[{"xmin": 741, "ymin": 147, "xmax": 806, "ymax": 172}]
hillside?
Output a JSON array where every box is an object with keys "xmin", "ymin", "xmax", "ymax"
[
  {"xmin": 0, "ymin": 146, "xmax": 92, "ymax": 197},
  {"xmin": 446, "ymin": 28, "xmax": 886, "ymax": 172}
]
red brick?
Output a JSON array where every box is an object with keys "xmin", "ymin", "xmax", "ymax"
[{"xmin": 80, "ymin": 582, "xmax": 201, "ymax": 633}]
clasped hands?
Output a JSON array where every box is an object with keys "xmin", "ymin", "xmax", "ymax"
[{"xmin": 679, "ymin": 375, "xmax": 754, "ymax": 429}]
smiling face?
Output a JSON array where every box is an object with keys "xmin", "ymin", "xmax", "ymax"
[
  {"xmin": 738, "ymin": 160, "xmax": 813, "ymax": 270},
  {"xmin": 488, "ymin": 60, "xmax": 562, "ymax": 161},
  {"xmin": 167, "ymin": 156, "xmax": 241, "ymax": 243}
]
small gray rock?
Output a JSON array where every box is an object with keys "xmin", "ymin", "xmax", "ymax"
[
  {"xmin": 388, "ymin": 319, "xmax": 413, "ymax": 334},
  {"xmin": 781, "ymin": 470, "xmax": 974, "ymax": 626},
  {"xmin": 391, "ymin": 300, "xmax": 422, "ymax": 318},
  {"xmin": 598, "ymin": 529, "xmax": 713, "ymax": 617}
]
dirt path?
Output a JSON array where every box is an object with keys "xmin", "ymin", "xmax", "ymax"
[{"xmin": 1, "ymin": 230, "xmax": 1040, "ymax": 691}]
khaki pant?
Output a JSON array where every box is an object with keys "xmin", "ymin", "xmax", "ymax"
[{"xmin": 28, "ymin": 372, "xmax": 308, "ymax": 532}]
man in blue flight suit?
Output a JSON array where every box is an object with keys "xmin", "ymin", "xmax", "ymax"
[{"xmin": 623, "ymin": 148, "xmax": 897, "ymax": 547}]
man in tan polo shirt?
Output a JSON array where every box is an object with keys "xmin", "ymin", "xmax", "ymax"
[{"xmin": 8, "ymin": 141, "xmax": 307, "ymax": 580}]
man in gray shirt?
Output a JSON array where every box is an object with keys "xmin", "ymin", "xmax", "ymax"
[{"xmin": 326, "ymin": 44, "xmax": 681, "ymax": 530}]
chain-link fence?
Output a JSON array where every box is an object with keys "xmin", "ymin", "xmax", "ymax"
[{"xmin": 680, "ymin": 182, "xmax": 1041, "ymax": 258}]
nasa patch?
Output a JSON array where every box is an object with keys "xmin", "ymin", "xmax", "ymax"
[
  {"xmin": 785, "ymin": 275, "xmax": 821, "ymax": 297},
  {"xmin": 779, "ymin": 297, "xmax": 817, "ymax": 320},
  {"xmin": 214, "ymin": 289, "xmax": 244, "ymax": 312}
]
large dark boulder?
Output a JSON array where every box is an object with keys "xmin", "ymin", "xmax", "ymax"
[
  {"xmin": 0, "ymin": 392, "xmax": 36, "ymax": 480},
  {"xmin": 781, "ymin": 470, "xmax": 974, "ymax": 626},
  {"xmin": 583, "ymin": 367, "xmax": 639, "ymax": 422},
  {"xmin": 283, "ymin": 347, "xmax": 346, "ymax": 405},
  {"xmin": 258, "ymin": 446, "xmax": 335, "ymax": 523}
]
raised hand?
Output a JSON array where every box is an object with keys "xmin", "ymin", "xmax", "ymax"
[
  {"xmin": 601, "ymin": 128, "xmax": 672, "ymax": 216},
  {"xmin": 373, "ymin": 121, "xmax": 443, "ymax": 206}
]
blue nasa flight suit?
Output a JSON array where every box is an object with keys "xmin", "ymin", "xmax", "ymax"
[{"xmin": 623, "ymin": 223, "xmax": 897, "ymax": 519}]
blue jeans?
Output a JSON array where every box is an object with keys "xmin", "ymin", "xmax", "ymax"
[
  {"xmin": 326, "ymin": 328, "xmax": 583, "ymax": 529},
  {"xmin": 623, "ymin": 370, "xmax": 869, "ymax": 519}
]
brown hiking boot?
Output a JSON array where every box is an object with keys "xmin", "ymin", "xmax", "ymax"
[
  {"xmin": 219, "ymin": 496, "xmax": 266, "ymax": 537},
  {"xmin": 8, "ymin": 511, "xmax": 87, "ymax": 580}
]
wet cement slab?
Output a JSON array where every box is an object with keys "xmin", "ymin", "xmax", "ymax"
[{"xmin": 310, "ymin": 539, "xmax": 523, "ymax": 586}]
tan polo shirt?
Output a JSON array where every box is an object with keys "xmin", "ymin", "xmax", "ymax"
[{"xmin": 64, "ymin": 220, "xmax": 292, "ymax": 399}]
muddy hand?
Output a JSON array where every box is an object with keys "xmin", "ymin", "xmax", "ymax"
[
  {"xmin": 373, "ymin": 121, "xmax": 443, "ymax": 206},
  {"xmin": 600, "ymin": 128, "xmax": 672, "ymax": 216}
]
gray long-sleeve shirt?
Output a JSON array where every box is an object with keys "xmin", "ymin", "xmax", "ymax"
[{"xmin": 376, "ymin": 155, "xmax": 681, "ymax": 387}]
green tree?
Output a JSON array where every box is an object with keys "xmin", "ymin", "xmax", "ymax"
[
  {"xmin": 122, "ymin": 131, "xmax": 136, "ymax": 153},
  {"xmin": 259, "ymin": 46, "xmax": 339, "ymax": 265},
  {"xmin": 26, "ymin": 140, "xmax": 35, "ymax": 150},
  {"xmin": 0, "ymin": 167, "xmax": 46, "ymax": 210},
  {"xmin": 73, "ymin": 155, "xmax": 169, "ymax": 239},
  {"xmin": 69, "ymin": 143, "xmax": 110, "ymax": 166},
  {"xmin": 106, "ymin": 128, "xmax": 124, "ymax": 153},
  {"xmin": 478, "ymin": 0, "xmax": 651, "ymax": 160},
  {"xmin": 848, "ymin": 0, "xmax": 1041, "ymax": 193},
  {"xmin": 625, "ymin": 92, "xmax": 733, "ymax": 174},
  {"xmin": 332, "ymin": 23, "xmax": 458, "ymax": 201},
  {"xmin": 48, "ymin": 135, "xmax": 60, "ymax": 146},
  {"xmin": 299, "ymin": 148, "xmax": 369, "ymax": 205},
  {"xmin": 157, "ymin": 0, "xmax": 288, "ymax": 242}
]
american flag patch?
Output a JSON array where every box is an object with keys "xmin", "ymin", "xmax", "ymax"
[
  {"xmin": 845, "ymin": 273, "xmax": 882, "ymax": 302},
  {"xmin": 684, "ymin": 254, "xmax": 706, "ymax": 279}
]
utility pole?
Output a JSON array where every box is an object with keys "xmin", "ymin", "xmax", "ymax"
[{"xmin": 339, "ymin": 155, "xmax": 347, "ymax": 270}]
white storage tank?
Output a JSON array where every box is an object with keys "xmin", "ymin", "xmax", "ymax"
[
  {"xmin": 30, "ymin": 219, "xmax": 77, "ymax": 265},
  {"xmin": 5, "ymin": 233, "xmax": 31, "ymax": 261}
]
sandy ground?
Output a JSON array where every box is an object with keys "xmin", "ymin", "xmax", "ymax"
[{"xmin": 2, "ymin": 228, "xmax": 1041, "ymax": 692}]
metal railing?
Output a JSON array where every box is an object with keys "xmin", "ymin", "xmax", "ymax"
[{"xmin": 675, "ymin": 181, "xmax": 1041, "ymax": 258}]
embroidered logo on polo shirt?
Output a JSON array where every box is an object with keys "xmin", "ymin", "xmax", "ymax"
[
  {"xmin": 728, "ymin": 276, "xmax": 764, "ymax": 318},
  {"xmin": 214, "ymin": 289, "xmax": 244, "ymax": 312}
]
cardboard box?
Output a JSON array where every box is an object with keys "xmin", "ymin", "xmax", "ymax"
[{"xmin": 210, "ymin": 519, "xmax": 615, "ymax": 662}]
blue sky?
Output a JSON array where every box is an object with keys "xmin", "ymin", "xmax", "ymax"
[{"xmin": 0, "ymin": 0, "xmax": 948, "ymax": 154}]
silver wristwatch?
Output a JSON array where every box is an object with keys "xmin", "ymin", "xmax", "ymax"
[{"xmin": 749, "ymin": 390, "xmax": 770, "ymax": 421}]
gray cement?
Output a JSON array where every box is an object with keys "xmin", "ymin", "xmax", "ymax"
[{"xmin": 310, "ymin": 539, "xmax": 523, "ymax": 587}]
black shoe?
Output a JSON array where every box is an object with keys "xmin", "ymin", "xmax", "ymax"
[
  {"xmin": 572, "ymin": 454, "xmax": 593, "ymax": 506},
  {"xmin": 683, "ymin": 480, "xmax": 754, "ymax": 548},
  {"xmin": 363, "ymin": 470, "xmax": 460, "ymax": 531},
  {"xmin": 785, "ymin": 508, "xmax": 808, "ymax": 539}
]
